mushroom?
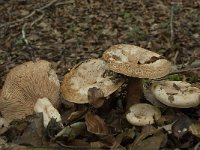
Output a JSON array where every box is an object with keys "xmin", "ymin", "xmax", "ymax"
[
  {"xmin": 126, "ymin": 103, "xmax": 161, "ymax": 126},
  {"xmin": 61, "ymin": 59, "xmax": 125, "ymax": 104},
  {"xmin": 151, "ymin": 80, "xmax": 200, "ymax": 108},
  {"xmin": 34, "ymin": 97, "xmax": 62, "ymax": 128},
  {"xmin": 103, "ymin": 44, "xmax": 171, "ymax": 108},
  {"xmin": 0, "ymin": 60, "xmax": 60, "ymax": 122}
]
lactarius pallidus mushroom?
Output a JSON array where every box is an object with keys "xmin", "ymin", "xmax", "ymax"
[
  {"xmin": 151, "ymin": 80, "xmax": 200, "ymax": 108},
  {"xmin": 61, "ymin": 59, "xmax": 125, "ymax": 104},
  {"xmin": 103, "ymin": 44, "xmax": 171, "ymax": 108},
  {"xmin": 0, "ymin": 60, "xmax": 60, "ymax": 123},
  {"xmin": 126, "ymin": 103, "xmax": 161, "ymax": 126}
]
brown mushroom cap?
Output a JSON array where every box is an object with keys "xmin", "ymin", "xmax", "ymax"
[
  {"xmin": 61, "ymin": 59, "xmax": 125, "ymax": 104},
  {"xmin": 0, "ymin": 60, "xmax": 60, "ymax": 121},
  {"xmin": 103, "ymin": 44, "xmax": 171, "ymax": 79}
]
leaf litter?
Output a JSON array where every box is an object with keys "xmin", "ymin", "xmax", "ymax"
[{"xmin": 0, "ymin": 0, "xmax": 200, "ymax": 149}]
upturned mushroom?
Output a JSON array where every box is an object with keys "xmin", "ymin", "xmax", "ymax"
[
  {"xmin": 61, "ymin": 59, "xmax": 125, "ymax": 104},
  {"xmin": 0, "ymin": 60, "xmax": 60, "ymax": 123},
  {"xmin": 103, "ymin": 44, "xmax": 171, "ymax": 108},
  {"xmin": 151, "ymin": 80, "xmax": 200, "ymax": 108},
  {"xmin": 126, "ymin": 103, "xmax": 161, "ymax": 126}
]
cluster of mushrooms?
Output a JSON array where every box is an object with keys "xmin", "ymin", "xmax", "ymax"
[{"xmin": 0, "ymin": 44, "xmax": 199, "ymax": 131}]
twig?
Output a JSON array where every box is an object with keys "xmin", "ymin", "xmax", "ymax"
[
  {"xmin": 0, "ymin": 0, "xmax": 58, "ymax": 28},
  {"xmin": 172, "ymin": 50, "xmax": 179, "ymax": 64},
  {"xmin": 22, "ymin": 23, "xmax": 29, "ymax": 45},
  {"xmin": 169, "ymin": 67, "xmax": 200, "ymax": 75},
  {"xmin": 152, "ymin": 66, "xmax": 200, "ymax": 81},
  {"xmin": 170, "ymin": 2, "xmax": 174, "ymax": 50},
  {"xmin": 31, "ymin": 13, "xmax": 45, "ymax": 26}
]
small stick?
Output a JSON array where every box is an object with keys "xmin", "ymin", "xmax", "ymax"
[
  {"xmin": 169, "ymin": 67, "xmax": 200, "ymax": 75},
  {"xmin": 170, "ymin": 2, "xmax": 174, "ymax": 50},
  {"xmin": 22, "ymin": 23, "xmax": 29, "ymax": 45},
  {"xmin": 0, "ymin": 0, "xmax": 58, "ymax": 28}
]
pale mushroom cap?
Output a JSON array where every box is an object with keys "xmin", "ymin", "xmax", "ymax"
[
  {"xmin": 126, "ymin": 103, "xmax": 161, "ymax": 126},
  {"xmin": 61, "ymin": 59, "xmax": 125, "ymax": 104},
  {"xmin": 0, "ymin": 60, "xmax": 60, "ymax": 121},
  {"xmin": 103, "ymin": 44, "xmax": 171, "ymax": 79},
  {"xmin": 151, "ymin": 80, "xmax": 200, "ymax": 108},
  {"xmin": 34, "ymin": 97, "xmax": 62, "ymax": 128}
]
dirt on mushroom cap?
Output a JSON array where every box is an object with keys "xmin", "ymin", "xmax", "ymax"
[
  {"xmin": 103, "ymin": 44, "xmax": 172, "ymax": 79},
  {"xmin": 61, "ymin": 59, "xmax": 125, "ymax": 104},
  {"xmin": 0, "ymin": 60, "xmax": 60, "ymax": 121}
]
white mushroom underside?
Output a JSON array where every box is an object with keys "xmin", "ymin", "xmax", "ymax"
[
  {"xmin": 151, "ymin": 81, "xmax": 200, "ymax": 108},
  {"xmin": 126, "ymin": 103, "xmax": 161, "ymax": 126}
]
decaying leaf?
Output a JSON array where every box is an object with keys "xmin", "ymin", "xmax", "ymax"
[
  {"xmin": 129, "ymin": 131, "xmax": 165, "ymax": 150},
  {"xmin": 14, "ymin": 113, "xmax": 45, "ymax": 146},
  {"xmin": 66, "ymin": 107, "xmax": 87, "ymax": 123},
  {"xmin": 189, "ymin": 121, "xmax": 200, "ymax": 138},
  {"xmin": 111, "ymin": 128, "xmax": 135, "ymax": 149},
  {"xmin": 55, "ymin": 122, "xmax": 86, "ymax": 140},
  {"xmin": 85, "ymin": 111, "xmax": 109, "ymax": 135},
  {"xmin": 88, "ymin": 87, "xmax": 105, "ymax": 108},
  {"xmin": 46, "ymin": 118, "xmax": 63, "ymax": 138},
  {"xmin": 172, "ymin": 115, "xmax": 192, "ymax": 138},
  {"xmin": 128, "ymin": 125, "xmax": 166, "ymax": 150},
  {"xmin": 0, "ymin": 137, "xmax": 6, "ymax": 146}
]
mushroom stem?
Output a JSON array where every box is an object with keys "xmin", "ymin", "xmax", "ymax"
[
  {"xmin": 34, "ymin": 97, "xmax": 62, "ymax": 128},
  {"xmin": 126, "ymin": 77, "xmax": 143, "ymax": 110}
]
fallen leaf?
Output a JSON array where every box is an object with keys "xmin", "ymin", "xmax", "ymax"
[
  {"xmin": 189, "ymin": 121, "xmax": 200, "ymax": 138},
  {"xmin": 172, "ymin": 114, "xmax": 192, "ymax": 138},
  {"xmin": 55, "ymin": 122, "xmax": 86, "ymax": 140},
  {"xmin": 129, "ymin": 131, "xmax": 166, "ymax": 150},
  {"xmin": 85, "ymin": 111, "xmax": 109, "ymax": 135},
  {"xmin": 88, "ymin": 87, "xmax": 105, "ymax": 108},
  {"xmin": 14, "ymin": 113, "xmax": 45, "ymax": 146}
]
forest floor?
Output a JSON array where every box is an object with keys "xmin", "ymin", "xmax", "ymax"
[{"xmin": 0, "ymin": 0, "xmax": 200, "ymax": 149}]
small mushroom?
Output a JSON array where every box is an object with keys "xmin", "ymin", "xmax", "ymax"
[
  {"xmin": 0, "ymin": 60, "xmax": 60, "ymax": 121},
  {"xmin": 34, "ymin": 97, "xmax": 62, "ymax": 128},
  {"xmin": 126, "ymin": 103, "xmax": 161, "ymax": 126},
  {"xmin": 103, "ymin": 44, "xmax": 171, "ymax": 108},
  {"xmin": 151, "ymin": 80, "xmax": 200, "ymax": 108},
  {"xmin": 61, "ymin": 59, "xmax": 125, "ymax": 104}
]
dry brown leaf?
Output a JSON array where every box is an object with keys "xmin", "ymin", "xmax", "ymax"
[
  {"xmin": 85, "ymin": 111, "xmax": 109, "ymax": 135},
  {"xmin": 189, "ymin": 121, "xmax": 200, "ymax": 138},
  {"xmin": 111, "ymin": 128, "xmax": 135, "ymax": 149},
  {"xmin": 128, "ymin": 131, "xmax": 166, "ymax": 150},
  {"xmin": 133, "ymin": 125, "xmax": 158, "ymax": 145},
  {"xmin": 66, "ymin": 107, "xmax": 87, "ymax": 123},
  {"xmin": 128, "ymin": 125, "xmax": 165, "ymax": 150},
  {"xmin": 172, "ymin": 115, "xmax": 192, "ymax": 138},
  {"xmin": 88, "ymin": 87, "xmax": 105, "ymax": 108},
  {"xmin": 14, "ymin": 113, "xmax": 45, "ymax": 146},
  {"xmin": 55, "ymin": 122, "xmax": 86, "ymax": 140}
]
